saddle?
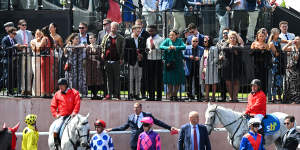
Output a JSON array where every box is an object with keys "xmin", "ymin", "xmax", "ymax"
[
  {"xmin": 246, "ymin": 114, "xmax": 280, "ymax": 135},
  {"xmin": 55, "ymin": 116, "xmax": 72, "ymax": 143},
  {"xmin": 262, "ymin": 114, "xmax": 280, "ymax": 135}
]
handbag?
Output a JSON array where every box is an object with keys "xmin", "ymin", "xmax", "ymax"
[{"xmin": 166, "ymin": 61, "xmax": 175, "ymax": 71}]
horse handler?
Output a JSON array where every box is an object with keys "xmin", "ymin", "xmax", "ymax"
[
  {"xmin": 50, "ymin": 78, "xmax": 81, "ymax": 149},
  {"xmin": 244, "ymin": 79, "xmax": 266, "ymax": 122},
  {"xmin": 240, "ymin": 118, "xmax": 265, "ymax": 150},
  {"xmin": 22, "ymin": 114, "xmax": 39, "ymax": 150}
]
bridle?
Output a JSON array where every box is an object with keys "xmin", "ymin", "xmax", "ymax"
[
  {"xmin": 67, "ymin": 120, "xmax": 90, "ymax": 150},
  {"xmin": 205, "ymin": 106, "xmax": 245, "ymax": 150}
]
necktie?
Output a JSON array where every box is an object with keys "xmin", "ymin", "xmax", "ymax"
[
  {"xmin": 10, "ymin": 39, "xmax": 14, "ymax": 45},
  {"xmin": 284, "ymin": 130, "xmax": 289, "ymax": 142},
  {"xmin": 285, "ymin": 34, "xmax": 289, "ymax": 40},
  {"xmin": 136, "ymin": 115, "xmax": 139, "ymax": 126},
  {"xmin": 23, "ymin": 30, "xmax": 27, "ymax": 44},
  {"xmin": 150, "ymin": 37, "xmax": 155, "ymax": 49},
  {"xmin": 194, "ymin": 126, "xmax": 198, "ymax": 150}
]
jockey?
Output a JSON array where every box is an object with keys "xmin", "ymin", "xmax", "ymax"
[
  {"xmin": 137, "ymin": 117, "xmax": 161, "ymax": 150},
  {"xmin": 22, "ymin": 114, "xmax": 39, "ymax": 150},
  {"xmin": 50, "ymin": 78, "xmax": 81, "ymax": 148},
  {"xmin": 244, "ymin": 79, "xmax": 266, "ymax": 122},
  {"xmin": 90, "ymin": 120, "xmax": 114, "ymax": 150},
  {"xmin": 240, "ymin": 118, "xmax": 265, "ymax": 150}
]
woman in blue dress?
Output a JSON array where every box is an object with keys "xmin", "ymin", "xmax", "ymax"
[
  {"xmin": 160, "ymin": 29, "xmax": 186, "ymax": 101},
  {"xmin": 122, "ymin": 0, "xmax": 135, "ymax": 34}
]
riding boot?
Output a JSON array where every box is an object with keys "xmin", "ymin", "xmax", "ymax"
[{"xmin": 54, "ymin": 132, "xmax": 60, "ymax": 150}]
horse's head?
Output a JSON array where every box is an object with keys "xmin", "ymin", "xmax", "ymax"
[
  {"xmin": 205, "ymin": 103, "xmax": 219, "ymax": 135},
  {"xmin": 2, "ymin": 122, "xmax": 20, "ymax": 150},
  {"xmin": 75, "ymin": 113, "xmax": 90, "ymax": 147}
]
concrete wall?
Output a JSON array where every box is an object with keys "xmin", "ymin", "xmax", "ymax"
[{"xmin": 1, "ymin": 97, "xmax": 299, "ymax": 150}]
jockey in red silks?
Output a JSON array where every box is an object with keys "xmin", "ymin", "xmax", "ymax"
[
  {"xmin": 50, "ymin": 78, "xmax": 80, "ymax": 149},
  {"xmin": 240, "ymin": 118, "xmax": 265, "ymax": 150}
]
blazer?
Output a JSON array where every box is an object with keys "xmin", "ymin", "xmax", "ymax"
[
  {"xmin": 97, "ymin": 30, "xmax": 107, "ymax": 45},
  {"xmin": 183, "ymin": 45, "xmax": 204, "ymax": 76},
  {"xmin": 111, "ymin": 112, "xmax": 171, "ymax": 148},
  {"xmin": 178, "ymin": 123, "xmax": 211, "ymax": 150},
  {"xmin": 101, "ymin": 33, "xmax": 125, "ymax": 60},
  {"xmin": 186, "ymin": 34, "xmax": 205, "ymax": 47},
  {"xmin": 282, "ymin": 129, "xmax": 300, "ymax": 150},
  {"xmin": 15, "ymin": 30, "xmax": 33, "ymax": 46},
  {"xmin": 1, "ymin": 36, "xmax": 17, "ymax": 57},
  {"xmin": 124, "ymin": 36, "xmax": 146, "ymax": 66}
]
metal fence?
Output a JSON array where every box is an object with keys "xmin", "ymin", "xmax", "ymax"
[{"xmin": 1, "ymin": 40, "xmax": 299, "ymax": 103}]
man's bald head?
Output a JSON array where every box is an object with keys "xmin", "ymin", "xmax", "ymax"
[{"xmin": 189, "ymin": 111, "xmax": 199, "ymax": 125}]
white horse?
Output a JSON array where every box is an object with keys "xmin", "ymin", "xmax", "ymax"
[
  {"xmin": 205, "ymin": 103, "xmax": 289, "ymax": 150},
  {"xmin": 48, "ymin": 114, "xmax": 90, "ymax": 150}
]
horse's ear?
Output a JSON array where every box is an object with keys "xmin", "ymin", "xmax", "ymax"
[
  {"xmin": 86, "ymin": 113, "xmax": 90, "ymax": 118},
  {"xmin": 10, "ymin": 122, "xmax": 20, "ymax": 132},
  {"xmin": 3, "ymin": 122, "xmax": 6, "ymax": 128},
  {"xmin": 208, "ymin": 102, "xmax": 211, "ymax": 106}
]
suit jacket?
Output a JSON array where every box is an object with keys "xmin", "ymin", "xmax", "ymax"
[
  {"xmin": 111, "ymin": 112, "xmax": 171, "ymax": 148},
  {"xmin": 183, "ymin": 45, "xmax": 204, "ymax": 76},
  {"xmin": 282, "ymin": 129, "xmax": 300, "ymax": 150},
  {"xmin": 178, "ymin": 123, "xmax": 211, "ymax": 150},
  {"xmin": 15, "ymin": 30, "xmax": 33, "ymax": 46},
  {"xmin": 97, "ymin": 30, "xmax": 107, "ymax": 45},
  {"xmin": 186, "ymin": 34, "xmax": 205, "ymax": 47},
  {"xmin": 1, "ymin": 36, "xmax": 17, "ymax": 57},
  {"xmin": 124, "ymin": 36, "xmax": 146, "ymax": 66},
  {"xmin": 101, "ymin": 33, "xmax": 125, "ymax": 60}
]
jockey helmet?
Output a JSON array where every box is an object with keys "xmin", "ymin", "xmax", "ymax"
[
  {"xmin": 94, "ymin": 120, "xmax": 106, "ymax": 128},
  {"xmin": 250, "ymin": 79, "xmax": 261, "ymax": 87},
  {"xmin": 141, "ymin": 117, "xmax": 154, "ymax": 125},
  {"xmin": 248, "ymin": 118, "xmax": 261, "ymax": 127},
  {"xmin": 58, "ymin": 78, "xmax": 68, "ymax": 86},
  {"xmin": 25, "ymin": 114, "xmax": 37, "ymax": 125}
]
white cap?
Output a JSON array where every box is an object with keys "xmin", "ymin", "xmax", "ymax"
[{"xmin": 248, "ymin": 118, "xmax": 261, "ymax": 127}]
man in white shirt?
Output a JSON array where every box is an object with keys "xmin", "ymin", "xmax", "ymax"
[
  {"xmin": 142, "ymin": 0, "xmax": 158, "ymax": 26},
  {"xmin": 279, "ymin": 21, "xmax": 295, "ymax": 48},
  {"xmin": 146, "ymin": 25, "xmax": 164, "ymax": 101},
  {"xmin": 15, "ymin": 19, "xmax": 33, "ymax": 96}
]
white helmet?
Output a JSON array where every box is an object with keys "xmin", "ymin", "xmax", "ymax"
[{"xmin": 248, "ymin": 118, "xmax": 261, "ymax": 127}]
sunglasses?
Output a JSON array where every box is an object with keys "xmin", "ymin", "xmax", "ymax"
[
  {"xmin": 21, "ymin": 24, "xmax": 27, "ymax": 26},
  {"xmin": 143, "ymin": 123, "xmax": 151, "ymax": 127},
  {"xmin": 223, "ymin": 32, "xmax": 228, "ymax": 35},
  {"xmin": 284, "ymin": 122, "xmax": 290, "ymax": 125},
  {"xmin": 78, "ymin": 27, "xmax": 85, "ymax": 29},
  {"xmin": 204, "ymin": 41, "xmax": 208, "ymax": 43},
  {"xmin": 252, "ymin": 123, "xmax": 260, "ymax": 128},
  {"xmin": 192, "ymin": 41, "xmax": 198, "ymax": 42},
  {"xmin": 103, "ymin": 23, "xmax": 109, "ymax": 26}
]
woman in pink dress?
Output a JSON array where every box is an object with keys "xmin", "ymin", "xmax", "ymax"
[{"xmin": 39, "ymin": 26, "xmax": 54, "ymax": 97}]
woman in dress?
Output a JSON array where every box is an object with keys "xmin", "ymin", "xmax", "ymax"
[
  {"xmin": 122, "ymin": 0, "xmax": 135, "ymax": 35},
  {"xmin": 160, "ymin": 29, "xmax": 186, "ymax": 101},
  {"xmin": 221, "ymin": 31, "xmax": 243, "ymax": 102},
  {"xmin": 49, "ymin": 23, "xmax": 64, "ymax": 89},
  {"xmin": 268, "ymin": 28, "xmax": 284, "ymax": 103},
  {"xmin": 64, "ymin": 33, "xmax": 88, "ymax": 96},
  {"xmin": 200, "ymin": 36, "xmax": 219, "ymax": 101},
  {"xmin": 86, "ymin": 34, "xmax": 103, "ymax": 99},
  {"xmin": 283, "ymin": 36, "xmax": 300, "ymax": 104},
  {"xmin": 30, "ymin": 29, "xmax": 43, "ymax": 96},
  {"xmin": 39, "ymin": 26, "xmax": 55, "ymax": 97},
  {"xmin": 251, "ymin": 29, "xmax": 271, "ymax": 94}
]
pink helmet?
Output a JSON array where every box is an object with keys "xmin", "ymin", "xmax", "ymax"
[{"xmin": 141, "ymin": 117, "xmax": 154, "ymax": 125}]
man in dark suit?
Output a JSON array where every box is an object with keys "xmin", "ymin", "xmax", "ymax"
[
  {"xmin": 282, "ymin": 115, "xmax": 300, "ymax": 150},
  {"xmin": 135, "ymin": 19, "xmax": 150, "ymax": 99},
  {"xmin": 106, "ymin": 102, "xmax": 177, "ymax": 150},
  {"xmin": 1, "ymin": 27, "xmax": 21, "ymax": 95},
  {"xmin": 178, "ymin": 111, "xmax": 211, "ymax": 150},
  {"xmin": 124, "ymin": 25, "xmax": 147, "ymax": 100},
  {"xmin": 97, "ymin": 18, "xmax": 112, "ymax": 98}
]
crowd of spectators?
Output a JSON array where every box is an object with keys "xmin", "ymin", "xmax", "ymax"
[{"xmin": 1, "ymin": 0, "xmax": 299, "ymax": 104}]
